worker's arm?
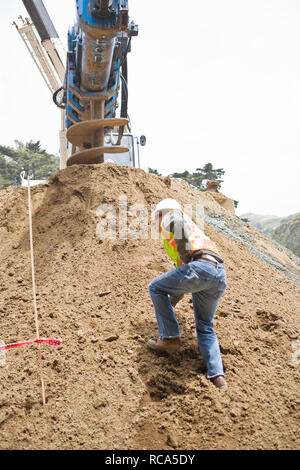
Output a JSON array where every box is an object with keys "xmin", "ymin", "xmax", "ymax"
[{"xmin": 162, "ymin": 210, "xmax": 193, "ymax": 264}]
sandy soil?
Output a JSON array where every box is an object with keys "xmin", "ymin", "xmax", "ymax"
[{"xmin": 0, "ymin": 164, "xmax": 299, "ymax": 450}]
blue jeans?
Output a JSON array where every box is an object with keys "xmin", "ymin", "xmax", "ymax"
[{"xmin": 148, "ymin": 260, "xmax": 227, "ymax": 378}]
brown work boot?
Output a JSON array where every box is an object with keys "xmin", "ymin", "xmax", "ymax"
[
  {"xmin": 210, "ymin": 375, "xmax": 228, "ymax": 390},
  {"xmin": 147, "ymin": 336, "xmax": 181, "ymax": 352}
]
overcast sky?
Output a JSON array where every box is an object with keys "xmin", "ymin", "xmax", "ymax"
[{"xmin": 0, "ymin": 0, "xmax": 299, "ymax": 217}]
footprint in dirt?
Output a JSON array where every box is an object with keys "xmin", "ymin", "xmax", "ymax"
[
  {"xmin": 137, "ymin": 344, "xmax": 206, "ymax": 403},
  {"xmin": 255, "ymin": 309, "xmax": 280, "ymax": 332},
  {"xmin": 146, "ymin": 373, "xmax": 187, "ymax": 402}
]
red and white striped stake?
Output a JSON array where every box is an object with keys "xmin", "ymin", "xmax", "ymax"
[{"xmin": 27, "ymin": 176, "xmax": 46, "ymax": 405}]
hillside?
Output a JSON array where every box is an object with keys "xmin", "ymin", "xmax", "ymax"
[
  {"xmin": 241, "ymin": 212, "xmax": 300, "ymax": 258},
  {"xmin": 0, "ymin": 164, "xmax": 299, "ymax": 450},
  {"xmin": 272, "ymin": 217, "xmax": 300, "ymax": 258},
  {"xmin": 241, "ymin": 212, "xmax": 300, "ymax": 233}
]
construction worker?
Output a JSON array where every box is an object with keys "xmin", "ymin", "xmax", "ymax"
[{"xmin": 148, "ymin": 198, "xmax": 227, "ymax": 390}]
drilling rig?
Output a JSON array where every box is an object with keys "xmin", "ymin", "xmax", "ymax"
[{"xmin": 15, "ymin": 0, "xmax": 140, "ymax": 169}]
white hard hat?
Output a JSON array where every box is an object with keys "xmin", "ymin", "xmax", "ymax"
[{"xmin": 154, "ymin": 198, "xmax": 182, "ymax": 214}]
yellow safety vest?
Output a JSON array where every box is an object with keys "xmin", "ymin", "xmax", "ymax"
[{"xmin": 160, "ymin": 213, "xmax": 221, "ymax": 268}]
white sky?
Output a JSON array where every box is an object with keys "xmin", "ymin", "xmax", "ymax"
[{"xmin": 0, "ymin": 0, "xmax": 299, "ymax": 217}]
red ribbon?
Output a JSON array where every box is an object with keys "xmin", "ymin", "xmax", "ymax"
[{"xmin": 0, "ymin": 338, "xmax": 61, "ymax": 351}]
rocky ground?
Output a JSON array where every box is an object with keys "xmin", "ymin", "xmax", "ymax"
[{"xmin": 0, "ymin": 164, "xmax": 299, "ymax": 449}]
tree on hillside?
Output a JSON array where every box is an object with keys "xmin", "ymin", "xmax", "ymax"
[
  {"xmin": 0, "ymin": 154, "xmax": 18, "ymax": 188},
  {"xmin": 171, "ymin": 162, "xmax": 225, "ymax": 190},
  {"xmin": 148, "ymin": 167, "xmax": 162, "ymax": 177},
  {"xmin": 0, "ymin": 140, "xmax": 59, "ymax": 189},
  {"xmin": 196, "ymin": 163, "xmax": 225, "ymax": 183}
]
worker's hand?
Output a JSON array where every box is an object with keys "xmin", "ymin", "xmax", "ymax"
[{"xmin": 170, "ymin": 294, "xmax": 184, "ymax": 307}]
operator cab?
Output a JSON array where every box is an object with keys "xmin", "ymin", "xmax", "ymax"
[{"xmin": 102, "ymin": 133, "xmax": 146, "ymax": 168}]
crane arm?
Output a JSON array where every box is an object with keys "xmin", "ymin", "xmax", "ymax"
[
  {"xmin": 62, "ymin": 0, "xmax": 138, "ymax": 166},
  {"xmin": 16, "ymin": 0, "xmax": 138, "ymax": 167}
]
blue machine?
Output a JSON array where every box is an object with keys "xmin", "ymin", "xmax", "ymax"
[
  {"xmin": 58, "ymin": 0, "xmax": 138, "ymax": 165},
  {"xmin": 21, "ymin": 0, "xmax": 139, "ymax": 167}
]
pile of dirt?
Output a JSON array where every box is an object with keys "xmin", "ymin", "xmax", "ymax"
[{"xmin": 0, "ymin": 164, "xmax": 299, "ymax": 450}]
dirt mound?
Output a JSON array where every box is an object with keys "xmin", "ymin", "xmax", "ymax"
[{"xmin": 0, "ymin": 164, "xmax": 299, "ymax": 450}]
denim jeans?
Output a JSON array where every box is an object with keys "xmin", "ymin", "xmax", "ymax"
[{"xmin": 148, "ymin": 260, "xmax": 227, "ymax": 378}]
